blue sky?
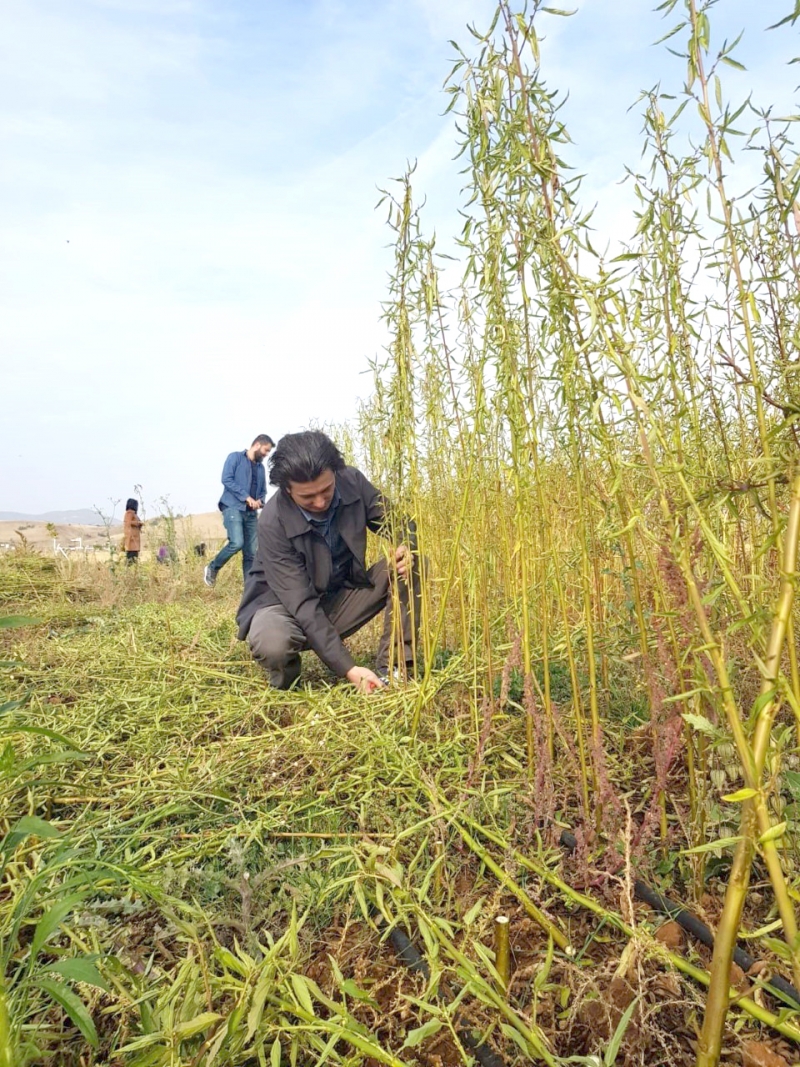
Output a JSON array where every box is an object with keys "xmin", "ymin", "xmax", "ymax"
[{"xmin": 1, "ymin": 0, "xmax": 797, "ymax": 516}]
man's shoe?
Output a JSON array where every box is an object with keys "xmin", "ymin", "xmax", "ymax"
[
  {"xmin": 203, "ymin": 565, "xmax": 217, "ymax": 588},
  {"xmin": 375, "ymin": 665, "xmax": 412, "ymax": 686}
]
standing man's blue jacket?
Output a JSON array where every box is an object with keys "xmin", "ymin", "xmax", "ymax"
[{"xmin": 218, "ymin": 451, "xmax": 267, "ymax": 512}]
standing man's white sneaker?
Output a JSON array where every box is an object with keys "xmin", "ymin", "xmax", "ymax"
[{"xmin": 203, "ymin": 564, "xmax": 217, "ymax": 588}]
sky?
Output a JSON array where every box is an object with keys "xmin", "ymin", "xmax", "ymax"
[{"xmin": 1, "ymin": 0, "xmax": 797, "ymax": 518}]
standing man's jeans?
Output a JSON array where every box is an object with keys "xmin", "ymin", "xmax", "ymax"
[
  {"xmin": 247, "ymin": 558, "xmax": 422, "ymax": 688},
  {"xmin": 208, "ymin": 507, "xmax": 259, "ymax": 580}
]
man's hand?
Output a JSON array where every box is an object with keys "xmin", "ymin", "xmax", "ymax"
[
  {"xmin": 395, "ymin": 544, "xmax": 412, "ymax": 581},
  {"xmin": 246, "ymin": 496, "xmax": 262, "ymax": 510},
  {"xmin": 346, "ymin": 665, "xmax": 385, "ymax": 694}
]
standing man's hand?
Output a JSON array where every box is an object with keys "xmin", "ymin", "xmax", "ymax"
[
  {"xmin": 346, "ymin": 666, "xmax": 385, "ymax": 694},
  {"xmin": 395, "ymin": 544, "xmax": 412, "ymax": 581},
  {"xmin": 246, "ymin": 496, "xmax": 262, "ymax": 510}
]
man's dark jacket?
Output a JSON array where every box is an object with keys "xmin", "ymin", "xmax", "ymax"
[{"xmin": 236, "ymin": 466, "xmax": 409, "ymax": 677}]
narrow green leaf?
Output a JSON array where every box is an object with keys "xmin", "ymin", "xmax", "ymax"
[
  {"xmin": 115, "ymin": 1031, "xmax": 166, "ymax": 1054},
  {"xmin": 290, "ymin": 974, "xmax": 315, "ymax": 1016},
  {"xmin": 45, "ymin": 956, "xmax": 109, "ymax": 991},
  {"xmin": 653, "ymin": 21, "xmax": 686, "ymax": 45},
  {"xmin": 533, "ymin": 936, "xmax": 555, "ymax": 993},
  {"xmin": 741, "ymin": 919, "xmax": 782, "ymax": 939},
  {"xmin": 0, "ymin": 725, "xmax": 81, "ymax": 748},
  {"xmin": 499, "ymin": 1022, "xmax": 532, "ymax": 1055},
  {"xmin": 751, "ymin": 687, "xmax": 777, "ymax": 717},
  {"xmin": 18, "ymin": 751, "xmax": 89, "ymax": 772},
  {"xmin": 246, "ymin": 966, "xmax": 273, "ymax": 1041},
  {"xmin": 0, "ymin": 700, "xmax": 26, "ymax": 715},
  {"xmin": 402, "ymin": 1018, "xmax": 443, "ymax": 1049},
  {"xmin": 681, "ymin": 711, "xmax": 717, "ymax": 736},
  {"xmin": 721, "ymin": 788, "xmax": 757, "ymax": 803},
  {"xmin": 340, "ymin": 978, "xmax": 378, "ymax": 1006},
  {"xmin": 31, "ymin": 894, "xmax": 84, "ymax": 961},
  {"xmin": 353, "ymin": 882, "xmax": 369, "ymax": 923},
  {"xmin": 15, "ymin": 815, "xmax": 63, "ymax": 837},
  {"xmin": 462, "ymin": 896, "xmax": 485, "ymax": 925},
  {"xmin": 783, "ymin": 769, "xmax": 800, "ymax": 801},
  {"xmin": 759, "ymin": 821, "xmax": 787, "ymax": 845},
  {"xmin": 214, "ymin": 945, "xmax": 249, "ymax": 977},
  {"xmin": 0, "ymin": 616, "xmax": 40, "ymax": 630},
  {"xmin": 37, "ymin": 977, "xmax": 98, "ymax": 1048},
  {"xmin": 2, "ymin": 815, "xmax": 62, "ymax": 853},
  {"xmin": 682, "ymin": 835, "xmax": 742, "ymax": 855},
  {"xmin": 271, "ymin": 1037, "xmax": 282, "ymax": 1067},
  {"xmin": 605, "ymin": 995, "xmax": 641, "ymax": 1066},
  {"xmin": 174, "ymin": 1012, "xmax": 223, "ymax": 1039},
  {"xmin": 763, "ymin": 936, "xmax": 793, "ymax": 962}
]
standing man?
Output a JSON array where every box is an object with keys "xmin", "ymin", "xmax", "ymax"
[
  {"xmin": 236, "ymin": 430, "xmax": 422, "ymax": 692},
  {"xmin": 204, "ymin": 434, "xmax": 275, "ymax": 586}
]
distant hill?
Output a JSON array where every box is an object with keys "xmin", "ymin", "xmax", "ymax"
[
  {"xmin": 0, "ymin": 511, "xmax": 221, "ymax": 554},
  {"xmin": 0, "ymin": 509, "xmax": 106, "ymax": 525}
]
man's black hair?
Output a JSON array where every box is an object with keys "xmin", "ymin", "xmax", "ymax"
[
  {"xmin": 125, "ymin": 498, "xmax": 139, "ymax": 512},
  {"xmin": 252, "ymin": 434, "xmax": 276, "ymax": 448},
  {"xmin": 269, "ymin": 431, "xmax": 346, "ymax": 490}
]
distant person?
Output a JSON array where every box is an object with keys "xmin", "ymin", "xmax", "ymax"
[
  {"xmin": 204, "ymin": 434, "xmax": 275, "ymax": 586},
  {"xmin": 236, "ymin": 430, "xmax": 422, "ymax": 692},
  {"xmin": 156, "ymin": 543, "xmax": 170, "ymax": 564},
  {"xmin": 122, "ymin": 498, "xmax": 143, "ymax": 565},
  {"xmin": 194, "ymin": 543, "xmax": 207, "ymax": 558}
]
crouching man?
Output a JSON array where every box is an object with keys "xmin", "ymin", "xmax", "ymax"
[{"xmin": 236, "ymin": 430, "xmax": 421, "ymax": 693}]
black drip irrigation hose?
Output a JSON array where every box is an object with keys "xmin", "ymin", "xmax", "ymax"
[
  {"xmin": 559, "ymin": 829, "xmax": 800, "ymax": 1008},
  {"xmin": 372, "ymin": 912, "xmax": 505, "ymax": 1067}
]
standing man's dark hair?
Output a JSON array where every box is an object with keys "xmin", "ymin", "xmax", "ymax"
[
  {"xmin": 269, "ymin": 431, "xmax": 345, "ymax": 491},
  {"xmin": 237, "ymin": 430, "xmax": 422, "ymax": 694},
  {"xmin": 203, "ymin": 434, "xmax": 274, "ymax": 587}
]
